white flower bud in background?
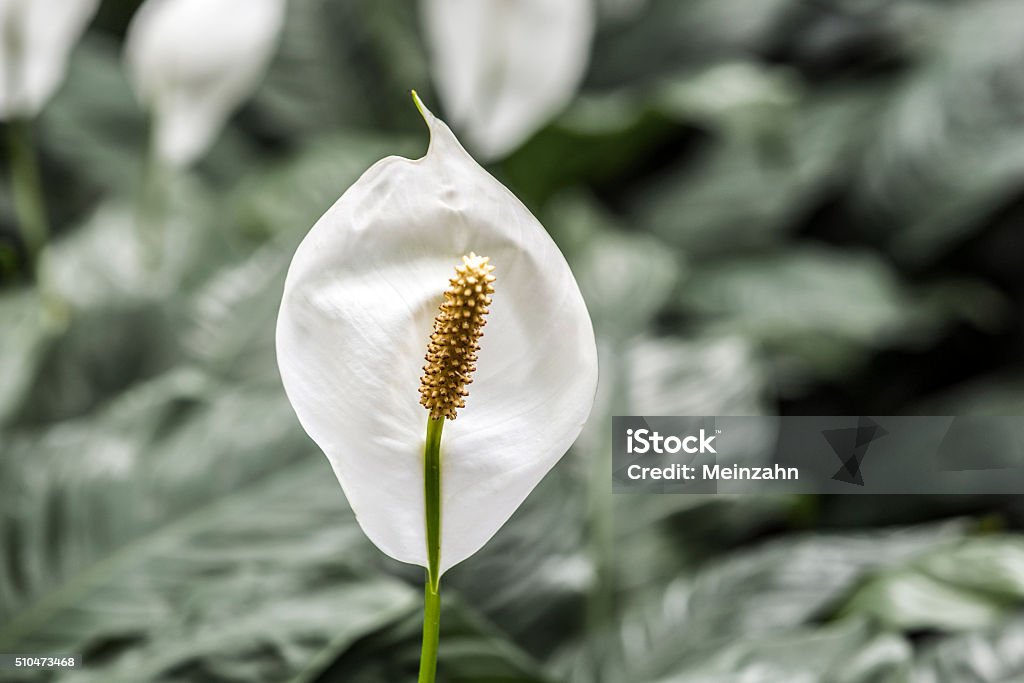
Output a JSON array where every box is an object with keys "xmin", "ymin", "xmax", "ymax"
[
  {"xmin": 124, "ymin": 0, "xmax": 287, "ymax": 168},
  {"xmin": 0, "ymin": 0, "xmax": 99, "ymax": 119},
  {"xmin": 421, "ymin": 0, "xmax": 595, "ymax": 160}
]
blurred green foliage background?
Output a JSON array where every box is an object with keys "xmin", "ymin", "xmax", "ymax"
[{"xmin": 3, "ymin": 0, "xmax": 1024, "ymax": 681}]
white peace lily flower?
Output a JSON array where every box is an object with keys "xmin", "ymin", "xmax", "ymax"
[
  {"xmin": 276, "ymin": 94, "xmax": 598, "ymax": 576},
  {"xmin": 124, "ymin": 0, "xmax": 286, "ymax": 167},
  {"xmin": 422, "ymin": 0, "xmax": 595, "ymax": 160},
  {"xmin": 0, "ymin": 0, "xmax": 99, "ymax": 119}
]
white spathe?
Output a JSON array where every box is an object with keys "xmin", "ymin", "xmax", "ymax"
[
  {"xmin": 276, "ymin": 96, "xmax": 598, "ymax": 574},
  {"xmin": 422, "ymin": 0, "xmax": 594, "ymax": 160},
  {"xmin": 0, "ymin": 0, "xmax": 99, "ymax": 119},
  {"xmin": 124, "ymin": 0, "xmax": 286, "ymax": 167}
]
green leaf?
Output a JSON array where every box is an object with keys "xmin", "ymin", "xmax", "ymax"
[
  {"xmin": 917, "ymin": 376, "xmax": 1024, "ymax": 416},
  {"xmin": 838, "ymin": 537, "xmax": 1024, "ymax": 633},
  {"xmin": 500, "ymin": 110, "xmax": 681, "ymax": 210},
  {"xmin": 0, "ymin": 288, "xmax": 63, "ymax": 426},
  {"xmin": 912, "ymin": 618, "xmax": 1024, "ymax": 682},
  {"xmin": 443, "ymin": 469, "xmax": 589, "ymax": 655},
  {"xmin": 587, "ymin": 0, "xmax": 795, "ymax": 88},
  {"xmin": 649, "ymin": 620, "xmax": 908, "ymax": 683},
  {"xmin": 653, "ymin": 61, "xmax": 801, "ymax": 135},
  {"xmin": 4, "ymin": 302, "xmax": 178, "ymax": 426},
  {"xmin": 839, "ymin": 571, "xmax": 1006, "ymax": 633},
  {"xmin": 180, "ymin": 245, "xmax": 292, "ymax": 383},
  {"xmin": 678, "ymin": 247, "xmax": 919, "ymax": 341},
  {"xmin": 674, "ymin": 246, "xmax": 1001, "ymax": 387},
  {"xmin": 547, "ymin": 192, "xmax": 682, "ymax": 339},
  {"xmin": 853, "ymin": 0, "xmax": 1024, "ymax": 264},
  {"xmin": 230, "ymin": 132, "xmax": 421, "ymax": 244},
  {"xmin": 251, "ymin": 0, "xmax": 374, "ymax": 138},
  {"xmin": 0, "ymin": 367, "xmax": 312, "ymax": 624},
  {"xmin": 552, "ymin": 522, "xmax": 963, "ymax": 682},
  {"xmin": 252, "ymin": 0, "xmax": 429, "ymax": 139},
  {"xmin": 39, "ymin": 35, "xmax": 147, "ymax": 197},
  {"xmin": 45, "ymin": 186, "xmax": 222, "ymax": 311},
  {"xmin": 6, "ymin": 185, "xmax": 225, "ymax": 425},
  {"xmin": 0, "ymin": 460, "xmax": 417, "ymax": 683},
  {"xmin": 325, "ymin": 598, "xmax": 554, "ymax": 683},
  {"xmin": 624, "ymin": 336, "xmax": 768, "ymax": 416},
  {"xmin": 632, "ymin": 88, "xmax": 879, "ymax": 255}
]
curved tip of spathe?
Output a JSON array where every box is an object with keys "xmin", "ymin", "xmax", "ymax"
[
  {"xmin": 410, "ymin": 89, "xmax": 431, "ymax": 123},
  {"xmin": 409, "ymin": 90, "xmax": 448, "ymax": 160},
  {"xmin": 409, "ymin": 90, "xmax": 471, "ymax": 164}
]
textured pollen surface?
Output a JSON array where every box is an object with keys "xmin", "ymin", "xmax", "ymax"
[{"xmin": 419, "ymin": 253, "xmax": 497, "ymax": 420}]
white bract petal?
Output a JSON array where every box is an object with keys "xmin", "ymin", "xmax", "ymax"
[
  {"xmin": 422, "ymin": 0, "xmax": 594, "ymax": 160},
  {"xmin": 0, "ymin": 0, "xmax": 99, "ymax": 119},
  {"xmin": 124, "ymin": 0, "xmax": 286, "ymax": 167},
  {"xmin": 276, "ymin": 96, "xmax": 598, "ymax": 574}
]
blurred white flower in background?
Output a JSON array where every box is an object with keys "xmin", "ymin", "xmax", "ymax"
[
  {"xmin": 0, "ymin": 0, "xmax": 99, "ymax": 119},
  {"xmin": 124, "ymin": 0, "xmax": 286, "ymax": 168},
  {"xmin": 422, "ymin": 0, "xmax": 594, "ymax": 160}
]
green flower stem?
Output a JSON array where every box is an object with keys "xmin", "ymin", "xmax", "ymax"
[
  {"xmin": 137, "ymin": 122, "xmax": 169, "ymax": 266},
  {"xmin": 587, "ymin": 343, "xmax": 626, "ymax": 681},
  {"xmin": 418, "ymin": 581, "xmax": 441, "ymax": 683},
  {"xmin": 6, "ymin": 117, "xmax": 49, "ymax": 274},
  {"xmin": 418, "ymin": 416, "xmax": 444, "ymax": 683}
]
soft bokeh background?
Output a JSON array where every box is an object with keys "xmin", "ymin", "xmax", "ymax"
[{"xmin": 3, "ymin": 0, "xmax": 1024, "ymax": 681}]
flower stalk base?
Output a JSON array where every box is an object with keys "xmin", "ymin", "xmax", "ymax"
[
  {"xmin": 7, "ymin": 118, "xmax": 49, "ymax": 275},
  {"xmin": 418, "ymin": 416, "xmax": 444, "ymax": 683}
]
